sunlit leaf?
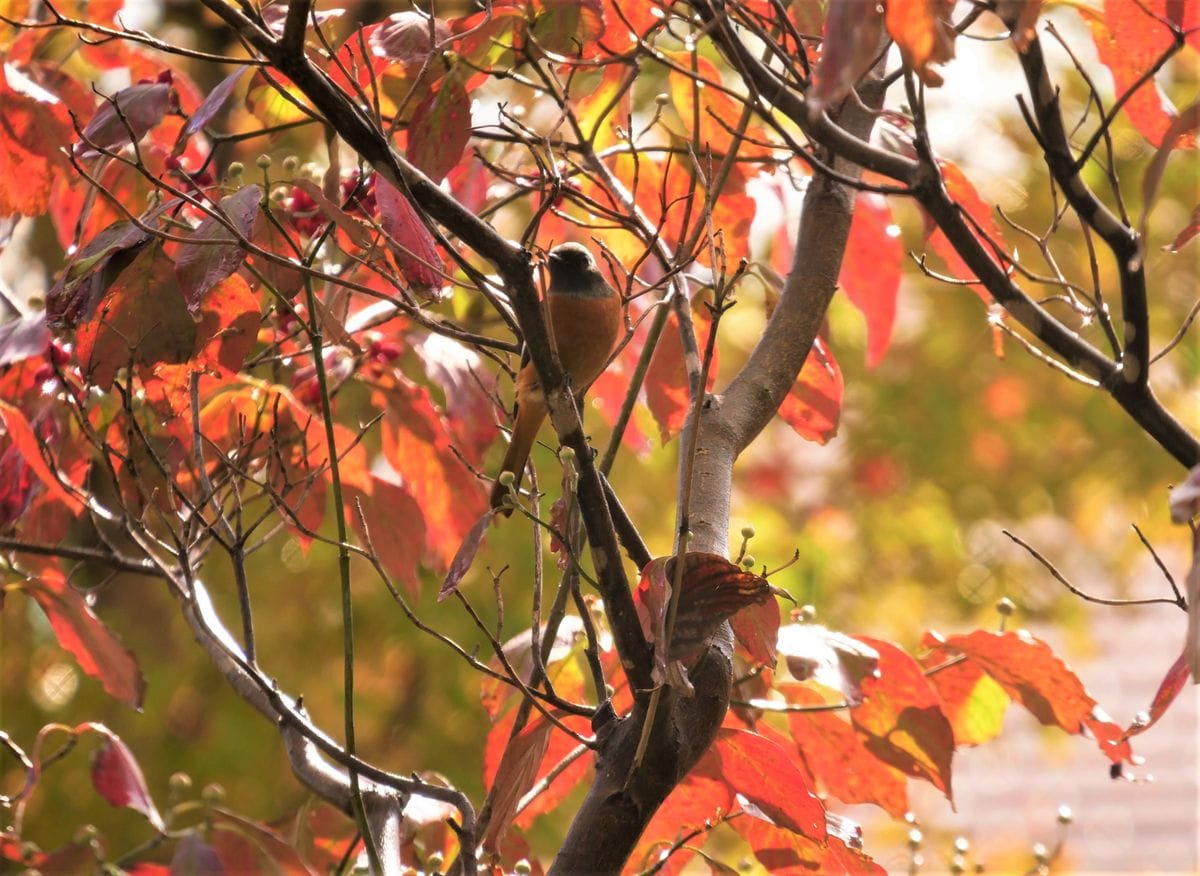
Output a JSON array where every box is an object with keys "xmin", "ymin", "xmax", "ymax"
[
  {"xmin": 850, "ymin": 637, "xmax": 955, "ymax": 799},
  {"xmin": 0, "ymin": 63, "xmax": 74, "ymax": 216},
  {"xmin": 713, "ymin": 728, "xmax": 826, "ymax": 841},
  {"xmin": 777, "ymin": 623, "xmax": 879, "ymax": 706},
  {"xmin": 782, "ymin": 682, "xmax": 909, "ymax": 819},
  {"xmin": 76, "ymin": 80, "xmax": 175, "ymax": 158},
  {"xmin": 19, "ymin": 565, "xmax": 145, "ymax": 708}
]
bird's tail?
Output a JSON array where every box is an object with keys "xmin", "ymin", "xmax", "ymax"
[{"xmin": 489, "ymin": 403, "xmax": 544, "ymax": 516}]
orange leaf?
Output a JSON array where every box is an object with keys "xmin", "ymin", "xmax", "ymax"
[
  {"xmin": 193, "ymin": 274, "xmax": 261, "ymax": 374},
  {"xmin": 885, "ymin": 0, "xmax": 956, "ymax": 87},
  {"xmin": 0, "ymin": 400, "xmax": 84, "ymax": 514},
  {"xmin": 645, "ymin": 301, "xmax": 716, "ymax": 445},
  {"xmin": 782, "ymin": 682, "xmax": 909, "ymax": 819},
  {"xmin": 0, "ymin": 63, "xmax": 74, "ymax": 216},
  {"xmin": 849, "ymin": 637, "xmax": 955, "ymax": 799},
  {"xmin": 378, "ymin": 381, "xmax": 487, "ymax": 571},
  {"xmin": 923, "ymin": 629, "xmax": 1096, "ymax": 733},
  {"xmin": 920, "ymin": 649, "xmax": 1010, "ymax": 747}
]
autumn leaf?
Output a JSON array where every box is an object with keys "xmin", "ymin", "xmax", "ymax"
[
  {"xmin": 76, "ymin": 79, "xmax": 175, "ymax": 158},
  {"xmin": 921, "ymin": 649, "xmax": 1010, "ymax": 747},
  {"xmin": 712, "ymin": 728, "xmax": 826, "ymax": 841},
  {"xmin": 19, "ymin": 565, "xmax": 146, "ymax": 708},
  {"xmin": 88, "ymin": 725, "xmax": 164, "ymax": 830},
  {"xmin": 76, "ymin": 244, "xmax": 196, "ymax": 390},
  {"xmin": 174, "ymin": 184, "xmax": 263, "ymax": 310},
  {"xmin": 841, "ymin": 193, "xmax": 902, "ymax": 367},
  {"xmin": 886, "ymin": 0, "xmax": 956, "ymax": 87},
  {"xmin": 850, "ymin": 637, "xmax": 955, "ymax": 799},
  {"xmin": 406, "ymin": 76, "xmax": 471, "ymax": 183},
  {"xmin": 0, "ymin": 63, "xmax": 74, "ymax": 216},
  {"xmin": 778, "ymin": 622, "xmax": 880, "ymax": 706},
  {"xmin": 922, "ymin": 629, "xmax": 1102, "ymax": 738},
  {"xmin": 645, "ymin": 301, "xmax": 715, "ymax": 445},
  {"xmin": 375, "ymin": 176, "xmax": 443, "ymax": 290},
  {"xmin": 1082, "ymin": 1, "xmax": 1197, "ymax": 148},
  {"xmin": 776, "ymin": 336, "xmax": 843, "ymax": 443},
  {"xmin": 809, "ymin": 0, "xmax": 884, "ymax": 115},
  {"xmin": 783, "ymin": 682, "xmax": 910, "ymax": 819}
]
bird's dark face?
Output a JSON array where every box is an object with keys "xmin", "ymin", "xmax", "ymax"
[{"xmin": 546, "ymin": 243, "xmax": 609, "ymax": 296}]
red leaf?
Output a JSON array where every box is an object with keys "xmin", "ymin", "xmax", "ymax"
[
  {"xmin": 1082, "ymin": 1, "xmax": 1197, "ymax": 148},
  {"xmin": 77, "ymin": 81, "xmax": 174, "ymax": 158},
  {"xmin": 407, "ymin": 77, "xmax": 471, "ymax": 183},
  {"xmin": 841, "ymin": 194, "xmax": 901, "ymax": 367},
  {"xmin": 777, "ymin": 622, "xmax": 879, "ymax": 705},
  {"xmin": 370, "ymin": 11, "xmax": 450, "ymax": 65},
  {"xmin": 46, "ymin": 220, "xmax": 153, "ymax": 328},
  {"xmin": 729, "ymin": 596, "xmax": 781, "ymax": 668},
  {"xmin": 75, "ymin": 244, "xmax": 196, "ymax": 390},
  {"xmin": 348, "ymin": 474, "xmax": 425, "ymax": 597},
  {"xmin": 1124, "ymin": 650, "xmax": 1191, "ymax": 741},
  {"xmin": 783, "ymin": 682, "xmax": 910, "ymax": 819},
  {"xmin": 1163, "ymin": 202, "xmax": 1200, "ymax": 253},
  {"xmin": 923, "ymin": 629, "xmax": 1096, "ymax": 733},
  {"xmin": 21, "ymin": 565, "xmax": 145, "ymax": 708},
  {"xmin": 410, "ymin": 333, "xmax": 496, "ymax": 461},
  {"xmin": 737, "ymin": 811, "xmax": 885, "ymax": 876},
  {"xmin": 632, "ymin": 751, "xmax": 735, "ymax": 871},
  {"xmin": 925, "ymin": 159, "xmax": 1008, "ymax": 292},
  {"xmin": 850, "ymin": 637, "xmax": 955, "ymax": 799},
  {"xmin": 0, "ymin": 63, "xmax": 74, "ymax": 216},
  {"xmin": 776, "ymin": 336, "xmax": 843, "ymax": 443},
  {"xmin": 635, "ymin": 553, "xmax": 774, "ymax": 677},
  {"xmin": 375, "ymin": 176, "xmax": 443, "ymax": 290},
  {"xmin": 713, "ymin": 728, "xmax": 826, "ymax": 841},
  {"xmin": 210, "ymin": 809, "xmax": 316, "ymax": 875},
  {"xmin": 645, "ymin": 302, "xmax": 715, "ymax": 445},
  {"xmin": 183, "ymin": 68, "xmax": 248, "ymax": 138},
  {"xmin": 89, "ymin": 726, "xmax": 164, "ymax": 829},
  {"xmin": 174, "ymin": 184, "xmax": 262, "ymax": 310}
]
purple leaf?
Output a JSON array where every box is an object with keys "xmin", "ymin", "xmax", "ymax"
[
  {"xmin": 0, "ymin": 311, "xmax": 49, "ymax": 366},
  {"xmin": 175, "ymin": 184, "xmax": 262, "ymax": 310},
  {"xmin": 438, "ymin": 509, "xmax": 496, "ymax": 601},
  {"xmin": 370, "ymin": 11, "xmax": 450, "ymax": 65},
  {"xmin": 76, "ymin": 82, "xmax": 174, "ymax": 158},
  {"xmin": 183, "ymin": 68, "xmax": 249, "ymax": 138},
  {"xmin": 375, "ymin": 176, "xmax": 442, "ymax": 289},
  {"xmin": 407, "ymin": 77, "xmax": 471, "ymax": 183}
]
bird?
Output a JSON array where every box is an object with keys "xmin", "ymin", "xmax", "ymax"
[{"xmin": 489, "ymin": 243, "xmax": 622, "ymax": 515}]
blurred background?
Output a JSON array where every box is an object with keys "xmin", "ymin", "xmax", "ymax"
[{"xmin": 1, "ymin": 1, "xmax": 1197, "ymax": 871}]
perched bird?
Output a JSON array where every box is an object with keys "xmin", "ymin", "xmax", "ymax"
[{"xmin": 490, "ymin": 243, "xmax": 622, "ymax": 515}]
